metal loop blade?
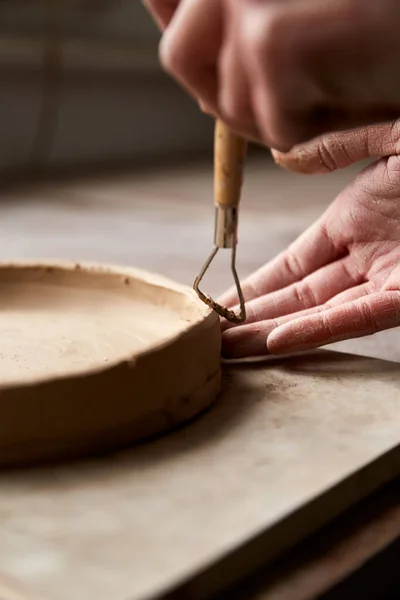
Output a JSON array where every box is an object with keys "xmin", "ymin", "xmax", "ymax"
[{"xmin": 193, "ymin": 246, "xmax": 246, "ymax": 325}]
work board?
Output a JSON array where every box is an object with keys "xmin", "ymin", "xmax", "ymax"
[{"xmin": 1, "ymin": 351, "xmax": 400, "ymax": 600}]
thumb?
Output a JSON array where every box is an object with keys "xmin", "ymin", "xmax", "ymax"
[{"xmin": 271, "ymin": 120, "xmax": 400, "ymax": 175}]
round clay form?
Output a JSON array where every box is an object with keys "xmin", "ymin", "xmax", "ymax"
[{"xmin": 0, "ymin": 262, "xmax": 221, "ymax": 466}]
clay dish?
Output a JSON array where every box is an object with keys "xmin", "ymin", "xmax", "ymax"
[{"xmin": 0, "ymin": 262, "xmax": 221, "ymax": 466}]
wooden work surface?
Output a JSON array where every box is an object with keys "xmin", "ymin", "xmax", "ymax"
[
  {"xmin": 1, "ymin": 157, "xmax": 400, "ymax": 599},
  {"xmin": 0, "ymin": 351, "xmax": 400, "ymax": 600}
]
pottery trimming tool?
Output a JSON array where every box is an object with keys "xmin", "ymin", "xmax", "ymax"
[{"xmin": 193, "ymin": 120, "xmax": 248, "ymax": 324}]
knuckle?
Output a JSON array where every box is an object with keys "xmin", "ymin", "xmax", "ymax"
[
  {"xmin": 220, "ymin": 95, "xmax": 243, "ymax": 125},
  {"xmin": 320, "ymin": 312, "xmax": 335, "ymax": 339},
  {"xmin": 243, "ymin": 302, "xmax": 256, "ymax": 324},
  {"xmin": 357, "ymin": 299, "xmax": 379, "ymax": 333},
  {"xmin": 159, "ymin": 32, "xmax": 185, "ymax": 75},
  {"xmin": 388, "ymin": 292, "xmax": 400, "ymax": 315},
  {"xmin": 242, "ymin": 6, "xmax": 303, "ymax": 151},
  {"xmin": 370, "ymin": 292, "xmax": 400, "ymax": 326},
  {"xmin": 219, "ymin": 109, "xmax": 258, "ymax": 142},
  {"xmin": 244, "ymin": 5, "xmax": 288, "ymax": 59},
  {"xmin": 293, "ymin": 280, "xmax": 318, "ymax": 309},
  {"xmin": 316, "ymin": 138, "xmax": 338, "ymax": 172},
  {"xmin": 283, "ymin": 249, "xmax": 307, "ymax": 280},
  {"xmin": 340, "ymin": 258, "xmax": 355, "ymax": 282}
]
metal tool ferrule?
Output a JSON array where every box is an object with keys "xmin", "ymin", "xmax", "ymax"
[{"xmin": 214, "ymin": 206, "xmax": 238, "ymax": 249}]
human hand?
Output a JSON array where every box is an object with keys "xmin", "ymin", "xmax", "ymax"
[
  {"xmin": 220, "ymin": 120, "xmax": 400, "ymax": 358},
  {"xmin": 143, "ymin": 0, "xmax": 400, "ymax": 151}
]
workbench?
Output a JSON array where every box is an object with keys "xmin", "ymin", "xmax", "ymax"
[{"xmin": 1, "ymin": 155, "xmax": 400, "ymax": 599}]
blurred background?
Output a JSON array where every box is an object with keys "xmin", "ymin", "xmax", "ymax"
[
  {"xmin": 0, "ymin": 0, "xmax": 215, "ymax": 175},
  {"xmin": 0, "ymin": 0, "xmax": 398, "ymax": 362}
]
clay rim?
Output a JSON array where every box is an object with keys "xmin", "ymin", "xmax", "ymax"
[{"xmin": 0, "ymin": 260, "xmax": 219, "ymax": 390}]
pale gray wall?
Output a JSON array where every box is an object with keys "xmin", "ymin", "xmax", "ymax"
[
  {"xmin": 0, "ymin": 1, "xmax": 159, "ymax": 43},
  {"xmin": 0, "ymin": 2, "xmax": 214, "ymax": 173}
]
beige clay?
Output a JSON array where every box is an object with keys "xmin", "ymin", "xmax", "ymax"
[{"xmin": 0, "ymin": 262, "xmax": 221, "ymax": 465}]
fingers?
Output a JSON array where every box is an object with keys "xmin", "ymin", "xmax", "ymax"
[
  {"xmin": 326, "ymin": 282, "xmax": 374, "ymax": 308},
  {"xmin": 221, "ymin": 281, "xmax": 374, "ymax": 358},
  {"xmin": 149, "ymin": 0, "xmax": 400, "ymax": 151},
  {"xmin": 222, "ymin": 255, "xmax": 361, "ymax": 331},
  {"xmin": 218, "ymin": 218, "xmax": 338, "ymax": 309},
  {"xmin": 239, "ymin": 1, "xmax": 400, "ymax": 150},
  {"xmin": 218, "ymin": 0, "xmax": 259, "ymax": 141},
  {"xmin": 268, "ymin": 291, "xmax": 400, "ymax": 354},
  {"xmin": 271, "ymin": 120, "xmax": 400, "ymax": 175},
  {"xmin": 159, "ymin": 0, "xmax": 222, "ymax": 111},
  {"xmin": 237, "ymin": 1, "xmax": 349, "ymax": 151},
  {"xmin": 222, "ymin": 305, "xmax": 320, "ymax": 359},
  {"xmin": 143, "ymin": 0, "xmax": 180, "ymax": 30}
]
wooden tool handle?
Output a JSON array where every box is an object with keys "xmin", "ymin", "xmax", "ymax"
[{"xmin": 214, "ymin": 120, "xmax": 248, "ymax": 208}]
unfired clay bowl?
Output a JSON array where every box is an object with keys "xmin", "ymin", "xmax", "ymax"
[{"xmin": 0, "ymin": 262, "xmax": 221, "ymax": 466}]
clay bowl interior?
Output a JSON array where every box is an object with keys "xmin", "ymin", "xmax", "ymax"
[{"xmin": 0, "ymin": 262, "xmax": 221, "ymax": 466}]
